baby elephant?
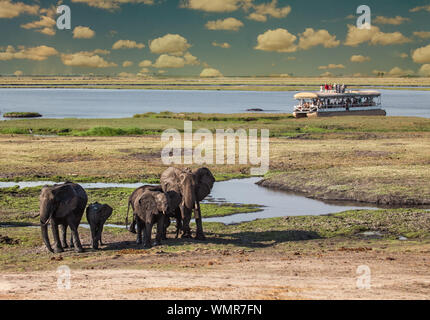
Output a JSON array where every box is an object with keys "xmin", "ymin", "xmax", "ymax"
[
  {"xmin": 86, "ymin": 202, "xmax": 113, "ymax": 250},
  {"xmin": 134, "ymin": 190, "xmax": 168, "ymax": 248}
]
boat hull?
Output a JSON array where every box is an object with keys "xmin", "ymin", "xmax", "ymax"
[{"xmin": 294, "ymin": 109, "xmax": 386, "ymax": 118}]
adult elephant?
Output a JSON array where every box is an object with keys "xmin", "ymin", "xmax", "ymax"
[
  {"xmin": 40, "ymin": 182, "xmax": 88, "ymax": 253},
  {"xmin": 160, "ymin": 167, "xmax": 215, "ymax": 240},
  {"xmin": 127, "ymin": 185, "xmax": 181, "ymax": 243}
]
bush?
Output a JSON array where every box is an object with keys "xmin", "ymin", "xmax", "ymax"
[{"xmin": 3, "ymin": 112, "xmax": 42, "ymax": 118}]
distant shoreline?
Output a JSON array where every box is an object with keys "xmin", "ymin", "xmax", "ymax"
[{"xmin": 1, "ymin": 76, "xmax": 430, "ymax": 91}]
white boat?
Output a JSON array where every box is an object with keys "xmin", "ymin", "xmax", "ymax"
[{"xmin": 293, "ymin": 90, "xmax": 386, "ymax": 118}]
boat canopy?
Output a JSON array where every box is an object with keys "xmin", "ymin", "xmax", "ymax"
[{"xmin": 294, "ymin": 90, "xmax": 381, "ymax": 100}]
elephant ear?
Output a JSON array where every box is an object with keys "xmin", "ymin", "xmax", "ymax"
[
  {"xmin": 193, "ymin": 168, "xmax": 215, "ymax": 202},
  {"xmin": 100, "ymin": 204, "xmax": 113, "ymax": 220}
]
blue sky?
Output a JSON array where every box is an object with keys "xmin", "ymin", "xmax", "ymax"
[{"xmin": 0, "ymin": 0, "xmax": 430, "ymax": 77}]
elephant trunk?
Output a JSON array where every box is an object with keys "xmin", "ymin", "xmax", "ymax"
[
  {"xmin": 183, "ymin": 186, "xmax": 196, "ymax": 212},
  {"xmin": 41, "ymin": 223, "xmax": 53, "ymax": 253},
  {"xmin": 194, "ymin": 202, "xmax": 200, "ymax": 220}
]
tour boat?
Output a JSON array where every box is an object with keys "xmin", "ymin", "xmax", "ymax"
[{"xmin": 293, "ymin": 90, "xmax": 386, "ymax": 118}]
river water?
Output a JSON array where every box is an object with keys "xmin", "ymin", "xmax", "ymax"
[
  {"xmin": 0, "ymin": 178, "xmax": 377, "ymax": 225},
  {"xmin": 0, "ymin": 88, "xmax": 429, "ymax": 119}
]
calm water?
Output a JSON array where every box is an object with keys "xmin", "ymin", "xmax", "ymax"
[
  {"xmin": 0, "ymin": 88, "xmax": 429, "ymax": 119},
  {"xmin": 0, "ymin": 178, "xmax": 377, "ymax": 225}
]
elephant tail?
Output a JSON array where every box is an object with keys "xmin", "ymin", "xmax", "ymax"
[{"xmin": 126, "ymin": 200, "xmax": 131, "ymax": 230}]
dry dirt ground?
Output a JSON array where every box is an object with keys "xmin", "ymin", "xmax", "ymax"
[{"xmin": 1, "ymin": 245, "xmax": 430, "ymax": 300}]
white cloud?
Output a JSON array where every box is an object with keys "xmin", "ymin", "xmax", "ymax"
[
  {"xmin": 410, "ymin": 5, "xmax": 430, "ymax": 13},
  {"xmin": 298, "ymin": 28, "xmax": 340, "ymax": 50},
  {"xmin": 247, "ymin": 0, "xmax": 291, "ymax": 22},
  {"xmin": 345, "ymin": 24, "xmax": 411, "ymax": 46},
  {"xmin": 0, "ymin": 45, "xmax": 58, "ymax": 61},
  {"xmin": 255, "ymin": 28, "xmax": 297, "ymax": 53},
  {"xmin": 73, "ymin": 26, "xmax": 96, "ymax": 39},
  {"xmin": 184, "ymin": 52, "xmax": 199, "ymax": 65},
  {"xmin": 122, "ymin": 60, "xmax": 133, "ymax": 67},
  {"xmin": 181, "ymin": 0, "xmax": 244, "ymax": 13},
  {"xmin": 0, "ymin": 0, "xmax": 39, "ymax": 19},
  {"xmin": 149, "ymin": 34, "xmax": 191, "ymax": 56},
  {"xmin": 320, "ymin": 71, "xmax": 334, "ymax": 77},
  {"xmin": 153, "ymin": 52, "xmax": 199, "ymax": 68},
  {"xmin": 200, "ymin": 67, "xmax": 223, "ymax": 77},
  {"xmin": 413, "ymin": 31, "xmax": 430, "ymax": 39},
  {"xmin": 139, "ymin": 60, "xmax": 153, "ymax": 67},
  {"xmin": 388, "ymin": 67, "xmax": 414, "ymax": 76},
  {"xmin": 139, "ymin": 67, "xmax": 150, "ymax": 74},
  {"xmin": 153, "ymin": 54, "xmax": 186, "ymax": 68},
  {"xmin": 71, "ymin": 0, "xmax": 155, "ymax": 10},
  {"xmin": 205, "ymin": 17, "xmax": 243, "ymax": 31},
  {"xmin": 350, "ymin": 55, "xmax": 371, "ymax": 63},
  {"xmin": 61, "ymin": 51, "xmax": 117, "ymax": 68},
  {"xmin": 112, "ymin": 39, "xmax": 145, "ymax": 50},
  {"xmin": 21, "ymin": 15, "xmax": 56, "ymax": 36},
  {"xmin": 212, "ymin": 41, "xmax": 231, "ymax": 48},
  {"xmin": 373, "ymin": 16, "xmax": 410, "ymax": 25},
  {"xmin": 418, "ymin": 64, "xmax": 430, "ymax": 76},
  {"xmin": 118, "ymin": 72, "xmax": 135, "ymax": 77},
  {"xmin": 412, "ymin": 44, "xmax": 430, "ymax": 63},
  {"xmin": 318, "ymin": 64, "xmax": 345, "ymax": 70}
]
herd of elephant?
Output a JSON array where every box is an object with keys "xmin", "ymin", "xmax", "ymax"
[{"xmin": 39, "ymin": 167, "xmax": 215, "ymax": 253}]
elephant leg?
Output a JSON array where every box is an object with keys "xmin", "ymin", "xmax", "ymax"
[
  {"xmin": 68, "ymin": 220, "xmax": 84, "ymax": 253},
  {"xmin": 136, "ymin": 220, "xmax": 143, "ymax": 245},
  {"xmin": 194, "ymin": 202, "xmax": 206, "ymax": 240},
  {"xmin": 143, "ymin": 223, "xmax": 152, "ymax": 249},
  {"xmin": 69, "ymin": 233, "xmax": 75, "ymax": 248},
  {"xmin": 180, "ymin": 206, "xmax": 192, "ymax": 239},
  {"xmin": 98, "ymin": 224, "xmax": 104, "ymax": 246},
  {"xmin": 154, "ymin": 216, "xmax": 164, "ymax": 246},
  {"xmin": 51, "ymin": 221, "xmax": 64, "ymax": 253},
  {"xmin": 90, "ymin": 224, "xmax": 98, "ymax": 250},
  {"xmin": 162, "ymin": 217, "xmax": 170, "ymax": 240},
  {"xmin": 60, "ymin": 224, "xmax": 69, "ymax": 248},
  {"xmin": 129, "ymin": 216, "xmax": 137, "ymax": 234},
  {"xmin": 175, "ymin": 215, "xmax": 182, "ymax": 239}
]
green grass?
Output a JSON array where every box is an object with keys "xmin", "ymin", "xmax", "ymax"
[{"xmin": 1, "ymin": 113, "xmax": 429, "ymax": 137}]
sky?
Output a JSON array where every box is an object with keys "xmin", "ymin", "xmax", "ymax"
[{"xmin": 0, "ymin": 0, "xmax": 430, "ymax": 77}]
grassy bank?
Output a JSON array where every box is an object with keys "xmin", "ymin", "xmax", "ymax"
[
  {"xmin": 2, "ymin": 76, "xmax": 430, "ymax": 91},
  {"xmin": 1, "ymin": 208, "xmax": 429, "ymax": 272},
  {"xmin": 1, "ymin": 113, "xmax": 429, "ymax": 137}
]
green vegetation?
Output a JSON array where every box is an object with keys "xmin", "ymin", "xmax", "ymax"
[
  {"xmin": 3, "ymin": 112, "xmax": 42, "ymax": 118},
  {"xmin": 1, "ymin": 113, "xmax": 429, "ymax": 137}
]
